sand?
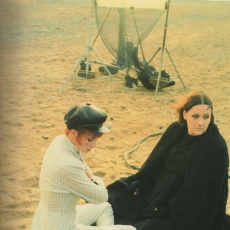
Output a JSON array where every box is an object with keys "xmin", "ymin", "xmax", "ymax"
[{"xmin": 0, "ymin": 0, "xmax": 230, "ymax": 229}]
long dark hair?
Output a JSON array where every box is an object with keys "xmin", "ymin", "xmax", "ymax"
[{"xmin": 172, "ymin": 90, "xmax": 214, "ymax": 124}]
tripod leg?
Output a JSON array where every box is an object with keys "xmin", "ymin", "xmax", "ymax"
[
  {"xmin": 148, "ymin": 47, "xmax": 162, "ymax": 64},
  {"xmin": 85, "ymin": 46, "xmax": 91, "ymax": 79},
  {"xmin": 165, "ymin": 48, "xmax": 186, "ymax": 90},
  {"xmin": 92, "ymin": 47, "xmax": 121, "ymax": 91},
  {"xmin": 154, "ymin": 48, "xmax": 165, "ymax": 100},
  {"xmin": 59, "ymin": 46, "xmax": 88, "ymax": 93}
]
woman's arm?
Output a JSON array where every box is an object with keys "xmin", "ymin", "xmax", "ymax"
[
  {"xmin": 83, "ymin": 159, "xmax": 105, "ymax": 186},
  {"xmin": 58, "ymin": 157, "xmax": 108, "ymax": 204}
]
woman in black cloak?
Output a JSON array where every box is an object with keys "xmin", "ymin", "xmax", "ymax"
[{"xmin": 107, "ymin": 90, "xmax": 230, "ymax": 230}]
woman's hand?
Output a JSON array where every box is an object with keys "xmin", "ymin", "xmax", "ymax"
[
  {"xmin": 86, "ymin": 169, "xmax": 105, "ymax": 186},
  {"xmin": 85, "ymin": 169, "xmax": 93, "ymax": 179}
]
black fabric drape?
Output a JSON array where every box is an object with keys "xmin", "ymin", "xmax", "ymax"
[{"xmin": 107, "ymin": 122, "xmax": 229, "ymax": 230}]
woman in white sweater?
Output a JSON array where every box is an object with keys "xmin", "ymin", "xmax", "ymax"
[{"xmin": 31, "ymin": 103, "xmax": 135, "ymax": 230}]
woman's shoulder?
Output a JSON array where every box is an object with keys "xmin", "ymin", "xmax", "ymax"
[
  {"xmin": 167, "ymin": 121, "xmax": 181, "ymax": 129},
  {"xmin": 203, "ymin": 123, "xmax": 229, "ymax": 161},
  {"xmin": 209, "ymin": 123, "xmax": 227, "ymax": 147},
  {"xmin": 47, "ymin": 134, "xmax": 81, "ymax": 162},
  {"xmin": 48, "ymin": 134, "xmax": 67, "ymax": 147},
  {"xmin": 53, "ymin": 134, "xmax": 67, "ymax": 142},
  {"xmin": 164, "ymin": 121, "xmax": 185, "ymax": 134},
  {"xmin": 51, "ymin": 134, "xmax": 77, "ymax": 150}
]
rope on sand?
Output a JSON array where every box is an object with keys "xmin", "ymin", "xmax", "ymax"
[
  {"xmin": 124, "ymin": 131, "xmax": 164, "ymax": 170},
  {"xmin": 124, "ymin": 99, "xmax": 175, "ymax": 170}
]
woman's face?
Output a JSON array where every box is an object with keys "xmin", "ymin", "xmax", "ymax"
[
  {"xmin": 75, "ymin": 134, "xmax": 99, "ymax": 154},
  {"xmin": 183, "ymin": 104, "xmax": 211, "ymax": 136}
]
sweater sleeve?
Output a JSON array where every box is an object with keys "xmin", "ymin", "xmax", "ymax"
[
  {"xmin": 170, "ymin": 133, "xmax": 229, "ymax": 230},
  {"xmin": 57, "ymin": 155, "xmax": 108, "ymax": 204}
]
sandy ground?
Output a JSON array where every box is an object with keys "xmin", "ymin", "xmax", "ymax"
[{"xmin": 0, "ymin": 0, "xmax": 230, "ymax": 229}]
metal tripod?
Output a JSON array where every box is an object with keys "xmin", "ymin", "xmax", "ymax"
[
  {"xmin": 148, "ymin": 0, "xmax": 187, "ymax": 100},
  {"xmin": 59, "ymin": 1, "xmax": 120, "ymax": 93}
]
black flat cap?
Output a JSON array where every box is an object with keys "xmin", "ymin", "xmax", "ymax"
[{"xmin": 64, "ymin": 103, "xmax": 110, "ymax": 134}]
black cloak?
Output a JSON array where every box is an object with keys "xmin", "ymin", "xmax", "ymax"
[{"xmin": 107, "ymin": 122, "xmax": 230, "ymax": 230}]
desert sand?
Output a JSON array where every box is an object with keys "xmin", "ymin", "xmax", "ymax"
[{"xmin": 0, "ymin": 0, "xmax": 230, "ymax": 229}]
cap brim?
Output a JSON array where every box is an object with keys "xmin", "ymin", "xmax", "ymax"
[
  {"xmin": 67, "ymin": 122, "xmax": 110, "ymax": 134},
  {"xmin": 88, "ymin": 125, "xmax": 110, "ymax": 134}
]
